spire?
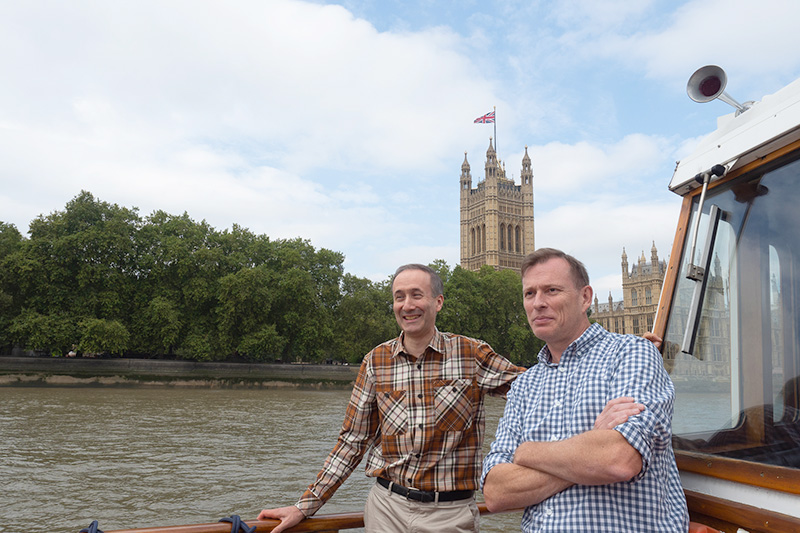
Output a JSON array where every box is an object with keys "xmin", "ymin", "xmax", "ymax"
[
  {"xmin": 520, "ymin": 145, "xmax": 533, "ymax": 186},
  {"xmin": 460, "ymin": 151, "xmax": 472, "ymax": 192},
  {"xmin": 485, "ymin": 138, "xmax": 498, "ymax": 180},
  {"xmin": 651, "ymin": 240, "xmax": 659, "ymax": 268},
  {"xmin": 622, "ymin": 247, "xmax": 629, "ymax": 277}
]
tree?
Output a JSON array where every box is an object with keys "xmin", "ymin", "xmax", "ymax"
[
  {"xmin": 217, "ymin": 266, "xmax": 285, "ymax": 361},
  {"xmin": 78, "ymin": 318, "xmax": 130, "ymax": 356},
  {"xmin": 333, "ymin": 274, "xmax": 396, "ymax": 363},
  {"xmin": 0, "ymin": 222, "xmax": 24, "ymax": 351},
  {"xmin": 9, "ymin": 309, "xmax": 77, "ymax": 356},
  {"xmin": 133, "ymin": 296, "xmax": 183, "ymax": 356}
]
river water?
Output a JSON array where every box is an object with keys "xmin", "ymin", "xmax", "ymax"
[{"xmin": 0, "ymin": 386, "xmax": 522, "ymax": 533}]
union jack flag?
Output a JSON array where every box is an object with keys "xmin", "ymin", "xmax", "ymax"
[{"xmin": 474, "ymin": 110, "xmax": 495, "ymax": 124}]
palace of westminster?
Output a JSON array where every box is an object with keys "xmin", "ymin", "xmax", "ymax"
[{"xmin": 459, "ymin": 139, "xmax": 665, "ymax": 336}]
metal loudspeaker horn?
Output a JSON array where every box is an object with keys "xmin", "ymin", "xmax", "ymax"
[{"xmin": 687, "ymin": 65, "xmax": 749, "ymax": 114}]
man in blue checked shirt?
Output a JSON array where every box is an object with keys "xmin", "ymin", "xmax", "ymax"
[{"xmin": 481, "ymin": 248, "xmax": 689, "ymax": 532}]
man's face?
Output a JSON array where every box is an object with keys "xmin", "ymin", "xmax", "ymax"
[
  {"xmin": 522, "ymin": 257, "xmax": 592, "ymax": 351},
  {"xmin": 392, "ymin": 269, "xmax": 443, "ymax": 342}
]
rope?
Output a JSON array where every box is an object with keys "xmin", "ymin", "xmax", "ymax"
[
  {"xmin": 218, "ymin": 515, "xmax": 255, "ymax": 533},
  {"xmin": 79, "ymin": 520, "xmax": 104, "ymax": 533}
]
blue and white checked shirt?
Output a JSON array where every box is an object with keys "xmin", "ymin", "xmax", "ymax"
[{"xmin": 481, "ymin": 323, "xmax": 689, "ymax": 532}]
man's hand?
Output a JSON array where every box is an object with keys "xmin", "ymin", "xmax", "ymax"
[
  {"xmin": 642, "ymin": 331, "xmax": 662, "ymax": 349},
  {"xmin": 594, "ymin": 396, "xmax": 645, "ymax": 430},
  {"xmin": 257, "ymin": 505, "xmax": 305, "ymax": 533}
]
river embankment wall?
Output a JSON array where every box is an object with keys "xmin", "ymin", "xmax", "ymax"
[{"xmin": 0, "ymin": 356, "xmax": 360, "ymax": 388}]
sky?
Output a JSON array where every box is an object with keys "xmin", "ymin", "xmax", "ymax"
[{"xmin": 2, "ymin": 0, "xmax": 800, "ymax": 301}]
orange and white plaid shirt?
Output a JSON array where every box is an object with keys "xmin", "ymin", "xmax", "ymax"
[{"xmin": 296, "ymin": 328, "xmax": 523, "ymax": 516}]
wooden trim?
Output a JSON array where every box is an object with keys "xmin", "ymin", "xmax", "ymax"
[
  {"xmin": 94, "ymin": 504, "xmax": 517, "ymax": 533},
  {"xmin": 653, "ymin": 194, "xmax": 693, "ymax": 340},
  {"xmin": 676, "ymin": 450, "xmax": 800, "ymax": 495},
  {"xmin": 685, "ymin": 489, "xmax": 800, "ymax": 533}
]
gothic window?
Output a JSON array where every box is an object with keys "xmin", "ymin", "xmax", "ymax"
[
  {"xmin": 481, "ymin": 224, "xmax": 486, "ymax": 252},
  {"xmin": 631, "ymin": 289, "xmax": 638, "ymax": 307},
  {"xmin": 508, "ymin": 225, "xmax": 514, "ymax": 252},
  {"xmin": 515, "ymin": 226, "xmax": 521, "ymax": 252},
  {"xmin": 471, "ymin": 228, "xmax": 476, "ymax": 255},
  {"xmin": 633, "ymin": 318, "xmax": 640, "ymax": 335},
  {"xmin": 500, "ymin": 223, "xmax": 506, "ymax": 251},
  {"xmin": 645, "ymin": 287, "xmax": 652, "ymax": 305}
]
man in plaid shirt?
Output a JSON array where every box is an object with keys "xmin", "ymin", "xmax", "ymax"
[
  {"xmin": 259, "ymin": 263, "xmax": 524, "ymax": 532},
  {"xmin": 481, "ymin": 248, "xmax": 689, "ymax": 532}
]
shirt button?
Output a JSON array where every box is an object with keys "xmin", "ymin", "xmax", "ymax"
[
  {"xmin": 418, "ymin": 424, "xmax": 423, "ymax": 429},
  {"xmin": 417, "ymin": 364, "xmax": 422, "ymax": 370},
  {"xmin": 544, "ymin": 507, "xmax": 554, "ymax": 516},
  {"xmin": 417, "ymin": 393, "xmax": 423, "ymax": 399},
  {"xmin": 549, "ymin": 434, "xmax": 559, "ymax": 441},
  {"xmin": 558, "ymin": 366, "xmax": 567, "ymax": 373},
  {"xmin": 554, "ymin": 399, "xmax": 562, "ymax": 407}
]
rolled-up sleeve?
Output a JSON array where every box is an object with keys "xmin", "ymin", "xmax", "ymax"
[{"xmin": 609, "ymin": 337, "xmax": 675, "ymax": 479}]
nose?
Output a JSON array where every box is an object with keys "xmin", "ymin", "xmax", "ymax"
[
  {"xmin": 530, "ymin": 292, "xmax": 547, "ymax": 309},
  {"xmin": 401, "ymin": 298, "xmax": 416, "ymax": 311}
]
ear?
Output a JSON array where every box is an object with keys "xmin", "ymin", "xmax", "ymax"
[
  {"xmin": 435, "ymin": 294, "xmax": 444, "ymax": 312},
  {"xmin": 580, "ymin": 285, "xmax": 593, "ymax": 311}
]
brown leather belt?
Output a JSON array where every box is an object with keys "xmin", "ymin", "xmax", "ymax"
[{"xmin": 377, "ymin": 477, "xmax": 473, "ymax": 503}]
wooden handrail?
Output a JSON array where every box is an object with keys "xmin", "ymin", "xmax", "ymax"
[
  {"xmin": 85, "ymin": 501, "xmax": 741, "ymax": 533},
  {"xmin": 87, "ymin": 504, "xmax": 521, "ymax": 533}
]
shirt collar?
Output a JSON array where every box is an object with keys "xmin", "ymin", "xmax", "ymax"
[
  {"xmin": 393, "ymin": 328, "xmax": 446, "ymax": 359},
  {"xmin": 537, "ymin": 322, "xmax": 605, "ymax": 366}
]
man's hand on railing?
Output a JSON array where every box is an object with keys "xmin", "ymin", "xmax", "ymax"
[{"xmin": 258, "ymin": 505, "xmax": 305, "ymax": 533}]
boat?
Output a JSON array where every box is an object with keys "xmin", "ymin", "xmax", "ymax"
[
  {"xmin": 655, "ymin": 65, "xmax": 800, "ymax": 532},
  {"xmin": 81, "ymin": 67, "xmax": 800, "ymax": 533}
]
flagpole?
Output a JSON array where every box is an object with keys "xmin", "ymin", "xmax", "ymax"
[{"xmin": 493, "ymin": 106, "xmax": 497, "ymax": 155}]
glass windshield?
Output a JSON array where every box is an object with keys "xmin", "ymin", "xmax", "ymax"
[{"xmin": 664, "ymin": 154, "xmax": 800, "ymax": 470}]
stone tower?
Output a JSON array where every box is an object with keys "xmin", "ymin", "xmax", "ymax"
[
  {"xmin": 459, "ymin": 139, "xmax": 535, "ymax": 272},
  {"xmin": 592, "ymin": 242, "xmax": 667, "ymax": 335}
]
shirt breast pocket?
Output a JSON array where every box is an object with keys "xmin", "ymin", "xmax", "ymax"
[
  {"xmin": 376, "ymin": 388, "xmax": 408, "ymax": 436},
  {"xmin": 433, "ymin": 379, "xmax": 474, "ymax": 432}
]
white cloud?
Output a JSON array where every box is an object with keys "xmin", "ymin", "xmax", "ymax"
[
  {"xmin": 2, "ymin": 0, "xmax": 799, "ymax": 297},
  {"xmin": 531, "ymin": 134, "xmax": 675, "ymax": 197},
  {"xmin": 536, "ymin": 200, "xmax": 680, "ymax": 299},
  {"xmin": 601, "ymin": 0, "xmax": 800, "ymax": 87}
]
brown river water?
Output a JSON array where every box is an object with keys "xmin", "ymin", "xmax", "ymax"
[{"xmin": 0, "ymin": 386, "xmax": 522, "ymax": 533}]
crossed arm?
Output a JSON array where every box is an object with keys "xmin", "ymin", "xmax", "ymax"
[{"xmin": 482, "ymin": 397, "xmax": 645, "ymax": 512}]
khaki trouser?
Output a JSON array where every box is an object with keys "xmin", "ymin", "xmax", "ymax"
[{"xmin": 363, "ymin": 482, "xmax": 480, "ymax": 533}]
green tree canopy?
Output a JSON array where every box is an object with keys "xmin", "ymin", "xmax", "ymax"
[{"xmin": 1, "ymin": 191, "xmax": 542, "ymax": 365}]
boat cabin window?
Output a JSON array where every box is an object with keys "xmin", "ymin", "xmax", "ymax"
[{"xmin": 664, "ymin": 153, "xmax": 800, "ymax": 470}]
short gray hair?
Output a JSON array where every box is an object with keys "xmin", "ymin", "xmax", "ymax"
[
  {"xmin": 521, "ymin": 248, "xmax": 590, "ymax": 289},
  {"xmin": 392, "ymin": 264, "xmax": 444, "ymax": 296}
]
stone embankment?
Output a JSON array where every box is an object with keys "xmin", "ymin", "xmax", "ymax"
[{"xmin": 0, "ymin": 356, "xmax": 360, "ymax": 388}]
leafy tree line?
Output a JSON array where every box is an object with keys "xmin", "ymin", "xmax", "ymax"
[{"xmin": 0, "ymin": 192, "xmax": 544, "ymax": 365}]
